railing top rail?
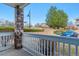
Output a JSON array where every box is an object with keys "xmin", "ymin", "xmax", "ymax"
[
  {"xmin": 24, "ymin": 33, "xmax": 79, "ymax": 46},
  {"xmin": 0, "ymin": 32, "xmax": 14, "ymax": 36}
]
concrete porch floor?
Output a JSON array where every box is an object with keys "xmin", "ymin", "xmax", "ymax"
[{"xmin": 0, "ymin": 47, "xmax": 32, "ymax": 56}]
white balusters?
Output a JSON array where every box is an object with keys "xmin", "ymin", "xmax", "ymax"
[
  {"xmin": 50, "ymin": 41, "xmax": 52, "ymax": 56},
  {"xmin": 33, "ymin": 38, "xmax": 36, "ymax": 50},
  {"xmin": 36, "ymin": 38, "xmax": 39, "ymax": 52},
  {"xmin": 58, "ymin": 42, "xmax": 60, "ymax": 56},
  {"xmin": 38, "ymin": 39, "xmax": 40, "ymax": 53},
  {"xmin": 41, "ymin": 40, "xmax": 43, "ymax": 54},
  {"xmin": 22, "ymin": 33, "xmax": 79, "ymax": 56},
  {"xmin": 1, "ymin": 37, "xmax": 3, "ymax": 46},
  {"xmin": 47, "ymin": 40, "xmax": 49, "ymax": 56},
  {"xmin": 75, "ymin": 45, "xmax": 78, "ymax": 56},
  {"xmin": 62, "ymin": 43, "xmax": 65, "ymax": 56},
  {"xmin": 35, "ymin": 38, "xmax": 37, "ymax": 51},
  {"xmin": 0, "ymin": 33, "xmax": 14, "ymax": 52},
  {"xmin": 31, "ymin": 37, "xmax": 34, "ymax": 49},
  {"xmin": 0, "ymin": 37, "xmax": 1, "ymax": 47},
  {"xmin": 68, "ymin": 44, "xmax": 71, "ymax": 56},
  {"xmin": 44, "ymin": 40, "xmax": 46, "ymax": 55},
  {"xmin": 40, "ymin": 40, "xmax": 42, "ymax": 53},
  {"xmin": 54, "ymin": 41, "xmax": 56, "ymax": 56}
]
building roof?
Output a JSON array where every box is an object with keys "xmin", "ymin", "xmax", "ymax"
[
  {"xmin": 5, "ymin": 3, "xmax": 30, "ymax": 8},
  {"xmin": 76, "ymin": 19, "xmax": 79, "ymax": 21}
]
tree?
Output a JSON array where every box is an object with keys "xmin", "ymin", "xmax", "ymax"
[{"xmin": 46, "ymin": 6, "xmax": 68, "ymax": 29}]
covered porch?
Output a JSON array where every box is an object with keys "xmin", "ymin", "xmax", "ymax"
[{"xmin": 0, "ymin": 3, "xmax": 79, "ymax": 56}]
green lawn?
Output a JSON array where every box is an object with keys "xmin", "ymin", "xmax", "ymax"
[{"xmin": 56, "ymin": 43, "xmax": 79, "ymax": 56}]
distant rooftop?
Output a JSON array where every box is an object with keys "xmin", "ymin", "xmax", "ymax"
[{"xmin": 76, "ymin": 19, "xmax": 79, "ymax": 21}]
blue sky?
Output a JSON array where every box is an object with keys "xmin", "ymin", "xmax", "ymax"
[{"xmin": 0, "ymin": 3, "xmax": 79, "ymax": 25}]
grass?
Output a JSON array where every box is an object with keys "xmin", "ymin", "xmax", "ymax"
[{"xmin": 56, "ymin": 43, "xmax": 79, "ymax": 56}]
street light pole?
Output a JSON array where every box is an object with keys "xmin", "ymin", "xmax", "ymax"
[{"xmin": 27, "ymin": 10, "xmax": 31, "ymax": 29}]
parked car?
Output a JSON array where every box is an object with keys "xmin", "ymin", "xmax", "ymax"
[{"xmin": 61, "ymin": 30, "xmax": 78, "ymax": 37}]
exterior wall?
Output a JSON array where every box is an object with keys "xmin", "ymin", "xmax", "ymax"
[
  {"xmin": 14, "ymin": 5, "xmax": 24, "ymax": 49},
  {"xmin": 75, "ymin": 19, "xmax": 79, "ymax": 28}
]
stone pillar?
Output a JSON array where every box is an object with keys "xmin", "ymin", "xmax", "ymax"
[{"xmin": 14, "ymin": 5, "xmax": 24, "ymax": 49}]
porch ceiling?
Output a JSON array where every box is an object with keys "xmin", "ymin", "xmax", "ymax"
[{"xmin": 5, "ymin": 3, "xmax": 30, "ymax": 8}]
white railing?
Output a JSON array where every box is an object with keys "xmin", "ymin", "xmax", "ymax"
[
  {"xmin": 0, "ymin": 32, "xmax": 14, "ymax": 52},
  {"xmin": 23, "ymin": 33, "xmax": 79, "ymax": 56}
]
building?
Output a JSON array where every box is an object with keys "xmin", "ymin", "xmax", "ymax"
[
  {"xmin": 75, "ymin": 19, "xmax": 79, "ymax": 28},
  {"xmin": 35, "ymin": 23, "xmax": 49, "ymax": 28},
  {"xmin": 0, "ymin": 19, "xmax": 14, "ymax": 27}
]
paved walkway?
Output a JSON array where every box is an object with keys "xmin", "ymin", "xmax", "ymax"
[{"xmin": 0, "ymin": 47, "xmax": 32, "ymax": 56}]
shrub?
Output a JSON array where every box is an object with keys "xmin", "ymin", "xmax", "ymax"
[
  {"xmin": 0, "ymin": 26, "xmax": 44, "ymax": 32},
  {"xmin": 24, "ymin": 28, "xmax": 44, "ymax": 32},
  {"xmin": 0, "ymin": 26, "xmax": 14, "ymax": 32}
]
